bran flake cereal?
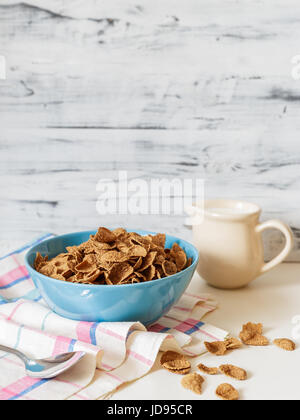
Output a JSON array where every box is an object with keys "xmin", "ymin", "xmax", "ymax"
[
  {"xmin": 220, "ymin": 364, "xmax": 247, "ymax": 381},
  {"xmin": 274, "ymin": 338, "xmax": 296, "ymax": 351},
  {"xmin": 216, "ymin": 383, "xmax": 239, "ymax": 401},
  {"xmin": 35, "ymin": 228, "xmax": 192, "ymax": 286},
  {"xmin": 160, "ymin": 351, "xmax": 191, "ymax": 375},
  {"xmin": 239, "ymin": 322, "xmax": 269, "ymax": 346},
  {"xmin": 197, "ymin": 363, "xmax": 219, "ymax": 375},
  {"xmin": 181, "ymin": 373, "xmax": 204, "ymax": 395},
  {"xmin": 204, "ymin": 341, "xmax": 227, "ymax": 356}
]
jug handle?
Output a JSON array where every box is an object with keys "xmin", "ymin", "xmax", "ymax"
[{"xmin": 256, "ymin": 220, "xmax": 294, "ymax": 274}]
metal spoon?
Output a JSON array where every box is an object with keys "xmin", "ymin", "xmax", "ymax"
[{"xmin": 0, "ymin": 345, "xmax": 86, "ymax": 379}]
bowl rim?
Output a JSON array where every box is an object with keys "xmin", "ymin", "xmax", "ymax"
[{"xmin": 24, "ymin": 229, "xmax": 199, "ymax": 290}]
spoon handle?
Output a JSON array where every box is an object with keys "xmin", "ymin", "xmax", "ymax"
[{"xmin": 0, "ymin": 345, "xmax": 28, "ymax": 364}]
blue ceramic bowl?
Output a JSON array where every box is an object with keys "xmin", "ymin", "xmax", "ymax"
[{"xmin": 25, "ymin": 230, "xmax": 199, "ymax": 325}]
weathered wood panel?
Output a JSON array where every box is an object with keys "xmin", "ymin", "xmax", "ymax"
[
  {"xmin": 0, "ymin": 1, "xmax": 300, "ymax": 261},
  {"xmin": 1, "ymin": 128, "xmax": 300, "ymax": 260},
  {"xmin": 1, "ymin": 1, "xmax": 300, "ymax": 129}
]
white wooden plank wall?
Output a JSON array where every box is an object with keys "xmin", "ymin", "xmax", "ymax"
[{"xmin": 1, "ymin": 0, "xmax": 300, "ymax": 260}]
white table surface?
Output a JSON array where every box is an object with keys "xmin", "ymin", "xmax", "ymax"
[{"xmin": 114, "ymin": 263, "xmax": 300, "ymax": 401}]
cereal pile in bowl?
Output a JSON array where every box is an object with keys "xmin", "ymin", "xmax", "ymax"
[{"xmin": 34, "ymin": 228, "xmax": 192, "ymax": 285}]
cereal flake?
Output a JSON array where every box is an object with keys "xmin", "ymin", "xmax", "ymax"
[
  {"xmin": 220, "ymin": 364, "xmax": 247, "ymax": 381},
  {"xmin": 181, "ymin": 373, "xmax": 204, "ymax": 395},
  {"xmin": 216, "ymin": 383, "xmax": 239, "ymax": 401}
]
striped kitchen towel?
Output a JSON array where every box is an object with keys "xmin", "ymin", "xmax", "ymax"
[{"xmin": 0, "ymin": 235, "xmax": 228, "ymax": 400}]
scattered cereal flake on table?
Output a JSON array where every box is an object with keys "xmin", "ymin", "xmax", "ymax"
[
  {"xmin": 246, "ymin": 335, "xmax": 269, "ymax": 346},
  {"xmin": 205, "ymin": 341, "xmax": 227, "ymax": 356},
  {"xmin": 274, "ymin": 338, "xmax": 296, "ymax": 351},
  {"xmin": 160, "ymin": 351, "xmax": 191, "ymax": 375},
  {"xmin": 216, "ymin": 383, "xmax": 239, "ymax": 401},
  {"xmin": 224, "ymin": 337, "xmax": 243, "ymax": 350},
  {"xmin": 181, "ymin": 373, "xmax": 204, "ymax": 395},
  {"xmin": 163, "ymin": 359, "xmax": 191, "ymax": 371},
  {"xmin": 173, "ymin": 367, "xmax": 192, "ymax": 375},
  {"xmin": 220, "ymin": 364, "xmax": 247, "ymax": 381},
  {"xmin": 197, "ymin": 363, "xmax": 219, "ymax": 375},
  {"xmin": 239, "ymin": 322, "xmax": 269, "ymax": 346}
]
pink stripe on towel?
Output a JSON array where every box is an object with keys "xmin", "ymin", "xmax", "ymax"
[
  {"xmin": 0, "ymin": 266, "xmax": 28, "ymax": 287},
  {"xmin": 52, "ymin": 336, "xmax": 73, "ymax": 356},
  {"xmin": 76, "ymin": 321, "xmax": 93, "ymax": 344},
  {"xmin": 127, "ymin": 350, "xmax": 153, "ymax": 366},
  {"xmin": 0, "ymin": 376, "xmax": 39, "ymax": 400}
]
